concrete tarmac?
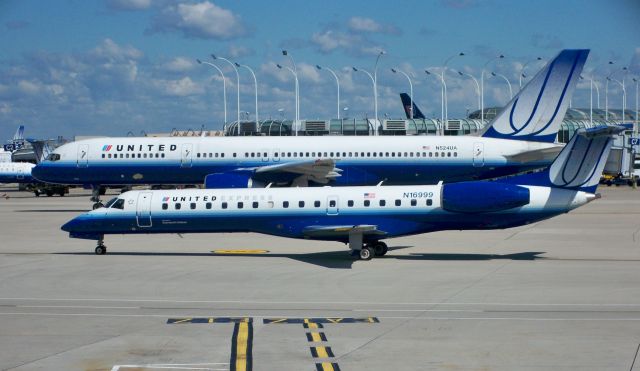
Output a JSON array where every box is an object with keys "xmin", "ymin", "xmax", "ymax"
[{"xmin": 0, "ymin": 185, "xmax": 639, "ymax": 370}]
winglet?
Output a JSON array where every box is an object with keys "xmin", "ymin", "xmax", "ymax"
[{"xmin": 481, "ymin": 49, "xmax": 589, "ymax": 143}]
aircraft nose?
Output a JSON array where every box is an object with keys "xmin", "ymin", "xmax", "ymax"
[{"xmin": 61, "ymin": 216, "xmax": 85, "ymax": 233}]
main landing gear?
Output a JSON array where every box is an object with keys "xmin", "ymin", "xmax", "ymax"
[
  {"xmin": 95, "ymin": 238, "xmax": 107, "ymax": 255},
  {"xmin": 349, "ymin": 241, "xmax": 389, "ymax": 260},
  {"xmin": 91, "ymin": 185, "xmax": 107, "ymax": 209}
]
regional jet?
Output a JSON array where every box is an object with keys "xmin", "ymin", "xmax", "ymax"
[
  {"xmin": 61, "ymin": 124, "xmax": 624, "ymax": 259},
  {"xmin": 37, "ymin": 50, "xmax": 588, "ymax": 209}
]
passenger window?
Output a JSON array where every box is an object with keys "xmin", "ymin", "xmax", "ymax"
[
  {"xmin": 283, "ymin": 201, "xmax": 289, "ymax": 208},
  {"xmin": 447, "ymin": 152, "xmax": 451, "ymax": 157},
  {"xmin": 197, "ymin": 153, "xmax": 201, "ymax": 158},
  {"xmin": 453, "ymin": 152, "xmax": 457, "ymax": 157},
  {"xmin": 411, "ymin": 199, "xmax": 417, "ymax": 206},
  {"xmin": 395, "ymin": 199, "xmax": 401, "ymax": 206},
  {"xmin": 190, "ymin": 203, "xmax": 196, "ymax": 209},
  {"xmin": 101, "ymin": 154, "xmax": 105, "ymax": 158},
  {"xmin": 348, "ymin": 200, "xmax": 354, "ymax": 207},
  {"xmin": 298, "ymin": 201, "xmax": 305, "ymax": 208},
  {"xmin": 379, "ymin": 200, "xmax": 386, "ymax": 207},
  {"xmin": 364, "ymin": 200, "xmax": 370, "ymax": 207},
  {"xmin": 441, "ymin": 152, "xmax": 445, "ymax": 157},
  {"xmin": 427, "ymin": 199, "xmax": 433, "ymax": 206},
  {"xmin": 175, "ymin": 203, "xmax": 181, "ymax": 210},
  {"xmin": 206, "ymin": 202, "xmax": 212, "ymax": 209},
  {"xmin": 222, "ymin": 202, "xmax": 228, "ymax": 209},
  {"xmin": 329, "ymin": 200, "xmax": 336, "ymax": 207},
  {"xmin": 435, "ymin": 152, "xmax": 439, "ymax": 157},
  {"xmin": 162, "ymin": 203, "xmax": 168, "ymax": 210},
  {"xmin": 161, "ymin": 153, "xmax": 165, "ymax": 158},
  {"xmin": 429, "ymin": 152, "xmax": 433, "ymax": 157},
  {"xmin": 237, "ymin": 202, "xmax": 244, "ymax": 209},
  {"xmin": 253, "ymin": 201, "xmax": 259, "ymax": 208},
  {"xmin": 314, "ymin": 201, "xmax": 320, "ymax": 207},
  {"xmin": 108, "ymin": 154, "xmax": 112, "ymax": 158}
]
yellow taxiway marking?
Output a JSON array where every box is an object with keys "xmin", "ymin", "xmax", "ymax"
[
  {"xmin": 316, "ymin": 362, "xmax": 340, "ymax": 371},
  {"xmin": 310, "ymin": 346, "xmax": 334, "ymax": 358},
  {"xmin": 212, "ymin": 249, "xmax": 269, "ymax": 254},
  {"xmin": 230, "ymin": 321, "xmax": 253, "ymax": 371}
]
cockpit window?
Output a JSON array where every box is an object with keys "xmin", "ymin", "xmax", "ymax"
[
  {"xmin": 104, "ymin": 198, "xmax": 118, "ymax": 208},
  {"xmin": 46, "ymin": 153, "xmax": 61, "ymax": 161},
  {"xmin": 111, "ymin": 199, "xmax": 125, "ymax": 210}
]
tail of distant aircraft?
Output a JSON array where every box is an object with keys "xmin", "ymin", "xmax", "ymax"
[
  {"xmin": 28, "ymin": 140, "xmax": 52, "ymax": 164},
  {"xmin": 13, "ymin": 125, "xmax": 24, "ymax": 143},
  {"xmin": 481, "ymin": 49, "xmax": 589, "ymax": 143},
  {"xmin": 507, "ymin": 124, "xmax": 628, "ymax": 193},
  {"xmin": 399, "ymin": 93, "xmax": 426, "ymax": 119}
]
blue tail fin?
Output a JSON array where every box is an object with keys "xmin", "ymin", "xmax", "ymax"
[
  {"xmin": 481, "ymin": 49, "xmax": 589, "ymax": 143},
  {"xmin": 507, "ymin": 124, "xmax": 628, "ymax": 193},
  {"xmin": 27, "ymin": 139, "xmax": 52, "ymax": 164},
  {"xmin": 399, "ymin": 93, "xmax": 425, "ymax": 119}
]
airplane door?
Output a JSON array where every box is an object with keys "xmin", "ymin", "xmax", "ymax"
[
  {"xmin": 327, "ymin": 195, "xmax": 339, "ymax": 215},
  {"xmin": 272, "ymin": 148, "xmax": 280, "ymax": 162},
  {"xmin": 181, "ymin": 144, "xmax": 193, "ymax": 168},
  {"xmin": 16, "ymin": 167, "xmax": 24, "ymax": 180},
  {"xmin": 473, "ymin": 142, "xmax": 484, "ymax": 167},
  {"xmin": 261, "ymin": 148, "xmax": 269, "ymax": 162},
  {"xmin": 136, "ymin": 192, "xmax": 152, "ymax": 228},
  {"xmin": 77, "ymin": 144, "xmax": 89, "ymax": 168}
]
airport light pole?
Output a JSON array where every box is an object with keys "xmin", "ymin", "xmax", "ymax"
[
  {"xmin": 579, "ymin": 75, "xmax": 596, "ymax": 126},
  {"xmin": 391, "ymin": 68, "xmax": 414, "ymax": 119},
  {"xmin": 277, "ymin": 63, "xmax": 299, "ymax": 134},
  {"xmin": 633, "ymin": 77, "xmax": 639, "ymax": 133},
  {"xmin": 481, "ymin": 54, "xmax": 505, "ymax": 123},
  {"xmin": 372, "ymin": 50, "xmax": 385, "ymax": 134},
  {"xmin": 316, "ymin": 65, "xmax": 341, "ymax": 119},
  {"xmin": 211, "ymin": 54, "xmax": 240, "ymax": 125},
  {"xmin": 235, "ymin": 62, "xmax": 259, "ymax": 129},
  {"xmin": 441, "ymin": 52, "xmax": 465, "ymax": 125},
  {"xmin": 519, "ymin": 56, "xmax": 542, "ymax": 88},
  {"xmin": 605, "ymin": 66, "xmax": 627, "ymax": 121},
  {"xmin": 197, "ymin": 59, "xmax": 227, "ymax": 125},
  {"xmin": 425, "ymin": 69, "xmax": 446, "ymax": 133},
  {"xmin": 491, "ymin": 72, "xmax": 513, "ymax": 100},
  {"xmin": 457, "ymin": 70, "xmax": 481, "ymax": 111},
  {"xmin": 352, "ymin": 67, "xmax": 378, "ymax": 132},
  {"xmin": 282, "ymin": 50, "xmax": 300, "ymax": 133}
]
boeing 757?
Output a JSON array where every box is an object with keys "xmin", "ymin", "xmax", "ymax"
[
  {"xmin": 61, "ymin": 124, "xmax": 624, "ymax": 259},
  {"xmin": 37, "ymin": 50, "xmax": 588, "ymax": 209}
]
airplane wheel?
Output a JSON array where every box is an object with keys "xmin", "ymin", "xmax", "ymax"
[
  {"xmin": 92, "ymin": 202, "xmax": 103, "ymax": 210},
  {"xmin": 95, "ymin": 245, "xmax": 107, "ymax": 255},
  {"xmin": 373, "ymin": 242, "xmax": 388, "ymax": 256},
  {"xmin": 359, "ymin": 247, "xmax": 374, "ymax": 261}
]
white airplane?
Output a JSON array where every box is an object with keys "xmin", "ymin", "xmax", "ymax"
[
  {"xmin": 61, "ymin": 124, "xmax": 624, "ymax": 259},
  {"xmin": 36, "ymin": 49, "xmax": 588, "ymax": 209},
  {"xmin": 0, "ymin": 126, "xmax": 35, "ymax": 184}
]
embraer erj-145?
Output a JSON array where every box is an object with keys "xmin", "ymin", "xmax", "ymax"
[
  {"xmin": 62, "ymin": 124, "xmax": 624, "ymax": 259},
  {"xmin": 36, "ymin": 49, "xmax": 588, "ymax": 209}
]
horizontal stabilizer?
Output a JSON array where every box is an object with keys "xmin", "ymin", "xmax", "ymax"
[
  {"xmin": 241, "ymin": 159, "xmax": 341, "ymax": 184},
  {"xmin": 504, "ymin": 145, "xmax": 564, "ymax": 163}
]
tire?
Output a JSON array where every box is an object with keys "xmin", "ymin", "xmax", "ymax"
[
  {"xmin": 95, "ymin": 245, "xmax": 106, "ymax": 255},
  {"xmin": 373, "ymin": 242, "xmax": 388, "ymax": 256},
  {"xmin": 58, "ymin": 192, "xmax": 65, "ymax": 197},
  {"xmin": 45, "ymin": 191, "xmax": 53, "ymax": 197},
  {"xmin": 359, "ymin": 247, "xmax": 374, "ymax": 261},
  {"xmin": 99, "ymin": 187, "xmax": 107, "ymax": 196},
  {"xmin": 92, "ymin": 202, "xmax": 103, "ymax": 210}
]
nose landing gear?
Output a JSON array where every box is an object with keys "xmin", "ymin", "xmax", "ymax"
[
  {"xmin": 91, "ymin": 185, "xmax": 106, "ymax": 209},
  {"xmin": 95, "ymin": 238, "xmax": 107, "ymax": 255}
]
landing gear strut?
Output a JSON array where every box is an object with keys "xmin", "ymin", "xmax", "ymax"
[
  {"xmin": 95, "ymin": 239, "xmax": 107, "ymax": 255},
  {"xmin": 91, "ymin": 185, "xmax": 105, "ymax": 209}
]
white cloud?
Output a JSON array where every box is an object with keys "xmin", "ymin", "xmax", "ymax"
[
  {"xmin": 151, "ymin": 1, "xmax": 248, "ymax": 40},
  {"xmin": 17, "ymin": 80, "xmax": 40, "ymax": 95},
  {"xmin": 347, "ymin": 16, "xmax": 399, "ymax": 35},
  {"xmin": 162, "ymin": 57, "xmax": 195, "ymax": 73},
  {"xmin": 90, "ymin": 38, "xmax": 143, "ymax": 61},
  {"xmin": 228, "ymin": 45, "xmax": 254, "ymax": 58},
  {"xmin": 154, "ymin": 77, "xmax": 204, "ymax": 97},
  {"xmin": 105, "ymin": 0, "xmax": 152, "ymax": 11}
]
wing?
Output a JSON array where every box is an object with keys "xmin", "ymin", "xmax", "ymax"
[
  {"xmin": 242, "ymin": 159, "xmax": 342, "ymax": 185},
  {"xmin": 302, "ymin": 225, "xmax": 387, "ymax": 239}
]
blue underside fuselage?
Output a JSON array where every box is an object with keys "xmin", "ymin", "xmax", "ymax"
[
  {"xmin": 64, "ymin": 209, "xmax": 565, "ymax": 242},
  {"xmin": 35, "ymin": 160, "xmax": 547, "ymax": 187}
]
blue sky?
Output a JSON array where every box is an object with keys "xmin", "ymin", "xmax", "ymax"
[{"xmin": 0, "ymin": 0, "xmax": 639, "ymax": 140}]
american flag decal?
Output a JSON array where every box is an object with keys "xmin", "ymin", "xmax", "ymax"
[
  {"xmin": 422, "ymin": 145, "xmax": 430, "ymax": 150},
  {"xmin": 364, "ymin": 192, "xmax": 376, "ymax": 199}
]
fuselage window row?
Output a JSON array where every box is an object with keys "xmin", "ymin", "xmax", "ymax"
[
  {"xmin": 159, "ymin": 197, "xmax": 433, "ymax": 212},
  {"xmin": 100, "ymin": 151, "xmax": 458, "ymax": 160}
]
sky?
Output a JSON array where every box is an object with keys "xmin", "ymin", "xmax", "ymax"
[{"xmin": 0, "ymin": 0, "xmax": 639, "ymax": 140}]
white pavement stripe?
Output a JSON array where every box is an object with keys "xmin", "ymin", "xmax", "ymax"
[
  {"xmin": 2, "ymin": 297, "xmax": 640, "ymax": 307},
  {"xmin": 19, "ymin": 305, "xmax": 140, "ymax": 309},
  {"xmin": 1, "ymin": 311, "xmax": 640, "ymax": 321}
]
